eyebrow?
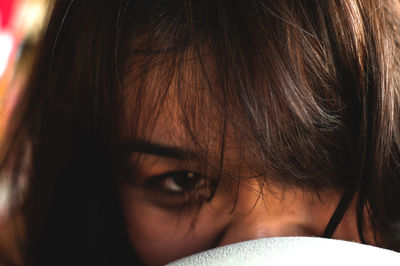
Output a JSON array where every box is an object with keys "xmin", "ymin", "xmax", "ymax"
[{"xmin": 123, "ymin": 140, "xmax": 198, "ymax": 160}]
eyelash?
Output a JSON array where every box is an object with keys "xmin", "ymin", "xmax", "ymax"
[{"xmin": 143, "ymin": 170, "xmax": 217, "ymax": 206}]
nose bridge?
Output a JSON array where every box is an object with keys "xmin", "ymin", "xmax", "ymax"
[{"xmin": 215, "ymin": 182, "xmax": 315, "ymax": 247}]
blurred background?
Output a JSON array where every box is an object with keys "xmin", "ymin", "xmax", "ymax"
[
  {"xmin": 0, "ymin": 0, "xmax": 52, "ymax": 222},
  {"xmin": 0, "ymin": 0, "xmax": 52, "ymax": 139}
]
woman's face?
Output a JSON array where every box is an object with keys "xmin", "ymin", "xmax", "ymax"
[
  {"xmin": 119, "ymin": 73, "xmax": 365, "ymax": 265},
  {"xmin": 121, "ymin": 180, "xmax": 360, "ymax": 265}
]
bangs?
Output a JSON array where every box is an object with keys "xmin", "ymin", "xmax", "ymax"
[{"xmin": 117, "ymin": 0, "xmax": 354, "ymax": 192}]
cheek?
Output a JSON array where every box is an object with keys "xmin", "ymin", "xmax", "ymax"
[{"xmin": 119, "ymin": 187, "xmax": 227, "ymax": 265}]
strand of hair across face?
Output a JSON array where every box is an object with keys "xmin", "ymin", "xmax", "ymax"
[{"xmin": 322, "ymin": 182, "xmax": 359, "ymax": 238}]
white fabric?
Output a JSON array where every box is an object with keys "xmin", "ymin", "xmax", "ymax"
[{"xmin": 167, "ymin": 237, "xmax": 400, "ymax": 266}]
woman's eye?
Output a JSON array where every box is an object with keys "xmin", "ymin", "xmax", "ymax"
[
  {"xmin": 131, "ymin": 168, "xmax": 219, "ymax": 209},
  {"xmin": 139, "ymin": 170, "xmax": 218, "ymax": 209},
  {"xmin": 146, "ymin": 170, "xmax": 206, "ymax": 195}
]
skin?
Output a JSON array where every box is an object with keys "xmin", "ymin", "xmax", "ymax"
[
  {"xmin": 119, "ymin": 68, "xmax": 371, "ymax": 265},
  {"xmin": 119, "ymin": 118, "xmax": 367, "ymax": 265},
  {"xmin": 121, "ymin": 178, "xmax": 361, "ymax": 265}
]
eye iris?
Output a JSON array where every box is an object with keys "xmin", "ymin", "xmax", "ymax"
[{"xmin": 165, "ymin": 171, "xmax": 200, "ymax": 192}]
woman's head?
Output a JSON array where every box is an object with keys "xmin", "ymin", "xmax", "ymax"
[{"xmin": 2, "ymin": 0, "xmax": 400, "ymax": 265}]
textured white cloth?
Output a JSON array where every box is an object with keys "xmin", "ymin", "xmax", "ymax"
[{"xmin": 167, "ymin": 237, "xmax": 400, "ymax": 266}]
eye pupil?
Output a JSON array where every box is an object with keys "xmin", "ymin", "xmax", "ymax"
[
  {"xmin": 187, "ymin": 172, "xmax": 195, "ymax": 179},
  {"xmin": 171, "ymin": 171, "xmax": 200, "ymax": 191}
]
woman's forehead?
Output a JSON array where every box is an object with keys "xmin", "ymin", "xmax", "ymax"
[{"xmin": 123, "ymin": 51, "xmax": 219, "ymax": 134}]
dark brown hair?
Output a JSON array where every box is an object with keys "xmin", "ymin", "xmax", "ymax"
[{"xmin": 1, "ymin": 0, "xmax": 400, "ymax": 265}]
